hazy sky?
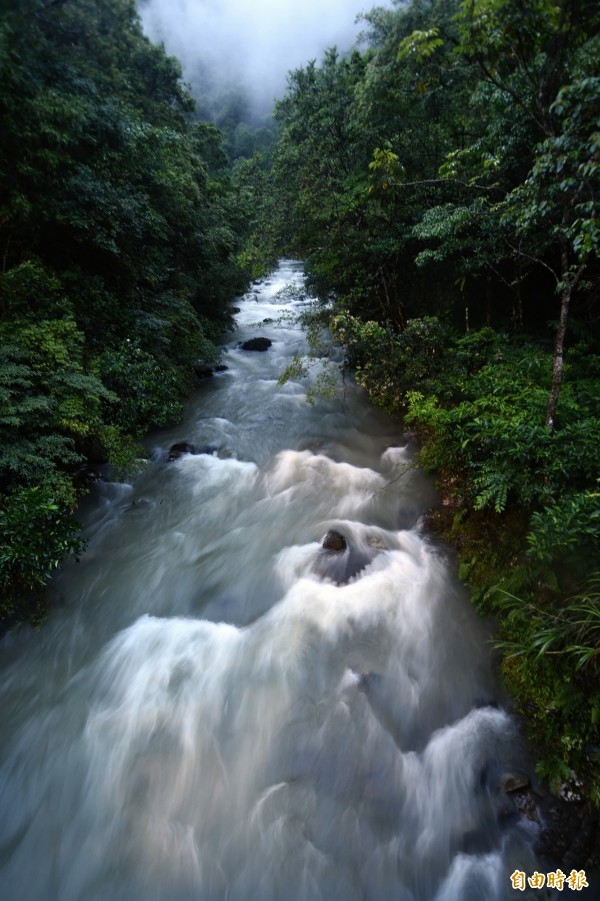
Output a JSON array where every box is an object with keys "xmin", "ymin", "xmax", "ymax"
[{"xmin": 139, "ymin": 0, "xmax": 387, "ymax": 113}]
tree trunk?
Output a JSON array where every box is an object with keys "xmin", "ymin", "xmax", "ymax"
[
  {"xmin": 546, "ymin": 240, "xmax": 571, "ymax": 430},
  {"xmin": 486, "ymin": 270, "xmax": 492, "ymax": 326},
  {"xmin": 515, "ymin": 278, "xmax": 523, "ymax": 332}
]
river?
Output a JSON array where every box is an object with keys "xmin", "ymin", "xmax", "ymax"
[{"xmin": 0, "ymin": 260, "xmax": 544, "ymax": 899}]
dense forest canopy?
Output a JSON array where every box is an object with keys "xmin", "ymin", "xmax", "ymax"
[{"xmin": 0, "ymin": 0, "xmax": 599, "ymax": 814}]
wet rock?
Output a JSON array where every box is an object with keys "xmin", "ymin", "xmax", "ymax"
[
  {"xmin": 536, "ymin": 797, "xmax": 599, "ymax": 870},
  {"xmin": 313, "ymin": 546, "xmax": 372, "ymax": 584},
  {"xmin": 323, "ymin": 530, "xmax": 347, "ymax": 551},
  {"xmin": 313, "ymin": 531, "xmax": 376, "ymax": 584},
  {"xmin": 502, "ymin": 773, "xmax": 531, "ymax": 794},
  {"xmin": 240, "ymin": 337, "xmax": 272, "ymax": 352},
  {"xmin": 513, "ymin": 789, "xmax": 539, "ymax": 822},
  {"xmin": 194, "ymin": 364, "xmax": 214, "ymax": 379},
  {"xmin": 559, "ymin": 773, "xmax": 585, "ymax": 803},
  {"xmin": 194, "ymin": 363, "xmax": 229, "ymax": 378},
  {"xmin": 168, "ymin": 442, "xmax": 196, "ymax": 461},
  {"xmin": 500, "ymin": 772, "xmax": 539, "ymax": 823},
  {"xmin": 231, "ymin": 306, "xmax": 241, "ymax": 313},
  {"xmin": 73, "ymin": 464, "xmax": 104, "ymax": 489},
  {"xmin": 168, "ymin": 442, "xmax": 223, "ymax": 461}
]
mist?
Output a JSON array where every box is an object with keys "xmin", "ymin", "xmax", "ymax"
[{"xmin": 138, "ymin": 0, "xmax": 388, "ymax": 118}]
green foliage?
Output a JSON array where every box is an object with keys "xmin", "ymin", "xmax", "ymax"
[
  {"xmin": 0, "ymin": 322, "xmax": 113, "ymax": 487},
  {"xmin": 501, "ymin": 75, "xmax": 600, "ymax": 279},
  {"xmin": 277, "ymin": 302, "xmax": 342, "ymax": 404},
  {"xmin": 397, "ymin": 27, "xmax": 444, "ymax": 64},
  {"xmin": 404, "ymin": 333, "xmax": 599, "ymax": 516},
  {"xmin": 492, "ymin": 576, "xmax": 600, "ymax": 796},
  {"xmin": 0, "ymin": 486, "xmax": 85, "ymax": 621},
  {"xmin": 0, "ymin": 261, "xmax": 72, "ymax": 320},
  {"xmin": 496, "ymin": 578, "xmax": 600, "ymax": 674},
  {"xmin": 98, "ymin": 341, "xmax": 182, "ymax": 436},
  {"xmin": 333, "ymin": 314, "xmax": 451, "ymax": 413},
  {"xmin": 233, "ymin": 152, "xmax": 283, "ymax": 277},
  {"xmin": 278, "ymin": 355, "xmax": 310, "ymax": 386},
  {"xmin": 528, "ymin": 488, "xmax": 600, "ymax": 563}
]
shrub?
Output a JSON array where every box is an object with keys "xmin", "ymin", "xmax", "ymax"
[{"xmin": 0, "ymin": 486, "xmax": 85, "ymax": 621}]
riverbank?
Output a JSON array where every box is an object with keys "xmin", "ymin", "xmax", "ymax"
[
  {"xmin": 422, "ymin": 485, "xmax": 600, "ymax": 875},
  {"xmin": 327, "ymin": 312, "xmax": 600, "ymax": 840}
]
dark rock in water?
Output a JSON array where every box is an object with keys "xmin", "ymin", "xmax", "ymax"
[
  {"xmin": 240, "ymin": 337, "xmax": 272, "ymax": 352},
  {"xmin": 313, "ymin": 531, "xmax": 375, "ymax": 584},
  {"xmin": 168, "ymin": 442, "xmax": 223, "ymax": 461},
  {"xmin": 194, "ymin": 362, "xmax": 229, "ymax": 378},
  {"xmin": 536, "ymin": 797, "xmax": 599, "ymax": 870},
  {"xmin": 231, "ymin": 306, "xmax": 241, "ymax": 314},
  {"xmin": 502, "ymin": 773, "xmax": 530, "ymax": 794},
  {"xmin": 73, "ymin": 465, "xmax": 104, "ymax": 489},
  {"xmin": 262, "ymin": 318, "xmax": 274, "ymax": 324},
  {"xmin": 168, "ymin": 442, "xmax": 196, "ymax": 461},
  {"xmin": 513, "ymin": 789, "xmax": 539, "ymax": 822},
  {"xmin": 323, "ymin": 530, "xmax": 347, "ymax": 551}
]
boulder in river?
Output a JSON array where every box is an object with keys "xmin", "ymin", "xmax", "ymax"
[
  {"xmin": 168, "ymin": 442, "xmax": 224, "ymax": 461},
  {"xmin": 194, "ymin": 364, "xmax": 214, "ymax": 380},
  {"xmin": 168, "ymin": 441, "xmax": 197, "ymax": 461},
  {"xmin": 194, "ymin": 363, "xmax": 229, "ymax": 378},
  {"xmin": 73, "ymin": 464, "xmax": 104, "ymax": 489},
  {"xmin": 323, "ymin": 530, "xmax": 347, "ymax": 551},
  {"xmin": 502, "ymin": 773, "xmax": 530, "ymax": 794},
  {"xmin": 240, "ymin": 337, "xmax": 272, "ymax": 352}
]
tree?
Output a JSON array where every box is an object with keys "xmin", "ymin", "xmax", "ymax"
[
  {"xmin": 455, "ymin": 0, "xmax": 600, "ymax": 426},
  {"xmin": 502, "ymin": 77, "xmax": 600, "ymax": 426}
]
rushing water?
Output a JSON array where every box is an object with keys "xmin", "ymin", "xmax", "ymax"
[{"xmin": 0, "ymin": 260, "xmax": 544, "ymax": 900}]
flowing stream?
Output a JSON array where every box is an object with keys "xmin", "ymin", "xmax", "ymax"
[{"xmin": 0, "ymin": 260, "xmax": 544, "ymax": 900}]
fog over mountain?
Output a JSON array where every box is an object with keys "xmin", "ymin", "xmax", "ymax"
[{"xmin": 139, "ymin": 0, "xmax": 387, "ymax": 117}]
